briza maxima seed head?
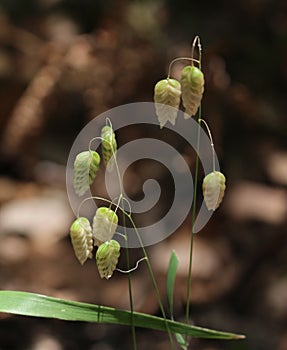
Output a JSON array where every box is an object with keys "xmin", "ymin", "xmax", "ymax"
[
  {"xmin": 101, "ymin": 125, "xmax": 117, "ymax": 172},
  {"xmin": 154, "ymin": 78, "xmax": 181, "ymax": 128},
  {"xmin": 202, "ymin": 171, "xmax": 226, "ymax": 211},
  {"xmin": 70, "ymin": 217, "xmax": 93, "ymax": 265},
  {"xmin": 93, "ymin": 207, "xmax": 118, "ymax": 246},
  {"xmin": 96, "ymin": 240, "xmax": 121, "ymax": 279},
  {"xmin": 73, "ymin": 151, "xmax": 100, "ymax": 196},
  {"xmin": 181, "ymin": 65, "xmax": 204, "ymax": 118}
]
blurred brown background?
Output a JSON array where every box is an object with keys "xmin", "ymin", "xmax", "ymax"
[{"xmin": 0, "ymin": 0, "xmax": 287, "ymax": 349}]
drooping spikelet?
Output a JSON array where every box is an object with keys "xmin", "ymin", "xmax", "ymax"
[
  {"xmin": 202, "ymin": 171, "xmax": 226, "ymax": 211},
  {"xmin": 73, "ymin": 151, "xmax": 100, "ymax": 196},
  {"xmin": 92, "ymin": 207, "xmax": 118, "ymax": 246},
  {"xmin": 96, "ymin": 240, "xmax": 121, "ymax": 279},
  {"xmin": 181, "ymin": 65, "xmax": 204, "ymax": 118},
  {"xmin": 154, "ymin": 78, "xmax": 181, "ymax": 128},
  {"xmin": 70, "ymin": 217, "xmax": 93, "ymax": 265},
  {"xmin": 101, "ymin": 125, "xmax": 117, "ymax": 172}
]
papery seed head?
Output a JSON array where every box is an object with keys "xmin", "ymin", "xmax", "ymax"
[
  {"xmin": 101, "ymin": 125, "xmax": 117, "ymax": 172},
  {"xmin": 73, "ymin": 151, "xmax": 100, "ymax": 196},
  {"xmin": 202, "ymin": 171, "xmax": 226, "ymax": 211},
  {"xmin": 154, "ymin": 78, "xmax": 181, "ymax": 128},
  {"xmin": 70, "ymin": 217, "xmax": 93, "ymax": 265},
  {"xmin": 96, "ymin": 240, "xmax": 121, "ymax": 279},
  {"xmin": 93, "ymin": 207, "xmax": 118, "ymax": 245},
  {"xmin": 181, "ymin": 66, "xmax": 204, "ymax": 118}
]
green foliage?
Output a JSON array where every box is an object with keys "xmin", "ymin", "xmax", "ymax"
[
  {"xmin": 166, "ymin": 250, "xmax": 179, "ymax": 317},
  {"xmin": 0, "ymin": 291, "xmax": 245, "ymax": 340}
]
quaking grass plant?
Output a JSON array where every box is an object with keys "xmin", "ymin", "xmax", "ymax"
[{"xmin": 0, "ymin": 36, "xmax": 244, "ymax": 349}]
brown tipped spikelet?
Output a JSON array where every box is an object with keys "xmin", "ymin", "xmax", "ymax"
[
  {"xmin": 73, "ymin": 151, "xmax": 100, "ymax": 196},
  {"xmin": 96, "ymin": 240, "xmax": 121, "ymax": 279},
  {"xmin": 202, "ymin": 171, "xmax": 226, "ymax": 211},
  {"xmin": 154, "ymin": 78, "xmax": 181, "ymax": 128},
  {"xmin": 70, "ymin": 217, "xmax": 93, "ymax": 265},
  {"xmin": 181, "ymin": 65, "xmax": 204, "ymax": 118}
]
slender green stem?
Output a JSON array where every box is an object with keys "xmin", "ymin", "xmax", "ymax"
[
  {"xmin": 111, "ymin": 139, "xmax": 137, "ymax": 350},
  {"xmin": 184, "ymin": 36, "xmax": 203, "ymax": 347},
  {"xmin": 109, "ymin": 127, "xmax": 174, "ymax": 349},
  {"xmin": 185, "ymin": 109, "xmax": 201, "ymax": 330},
  {"xmin": 127, "ymin": 214, "xmax": 175, "ymax": 349},
  {"xmin": 123, "ymin": 208, "xmax": 137, "ymax": 349}
]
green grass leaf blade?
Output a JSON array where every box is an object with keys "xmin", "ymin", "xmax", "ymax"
[
  {"xmin": 167, "ymin": 250, "xmax": 179, "ymax": 317},
  {"xmin": 167, "ymin": 251, "xmax": 189, "ymax": 349},
  {"xmin": 0, "ymin": 291, "xmax": 245, "ymax": 340}
]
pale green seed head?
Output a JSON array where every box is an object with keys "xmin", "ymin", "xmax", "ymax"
[
  {"xmin": 96, "ymin": 207, "xmax": 118, "ymax": 225},
  {"xmin": 73, "ymin": 150, "xmax": 101, "ymax": 196},
  {"xmin": 70, "ymin": 217, "xmax": 93, "ymax": 265},
  {"xmin": 70, "ymin": 217, "xmax": 90, "ymax": 232},
  {"xmin": 101, "ymin": 126, "xmax": 117, "ymax": 150},
  {"xmin": 202, "ymin": 171, "xmax": 226, "ymax": 211},
  {"xmin": 181, "ymin": 66, "xmax": 204, "ymax": 86},
  {"xmin": 96, "ymin": 239, "xmax": 121, "ymax": 279},
  {"xmin": 154, "ymin": 79, "xmax": 181, "ymax": 97}
]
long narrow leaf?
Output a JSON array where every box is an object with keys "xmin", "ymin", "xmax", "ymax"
[
  {"xmin": 0, "ymin": 291, "xmax": 245, "ymax": 340},
  {"xmin": 167, "ymin": 251, "xmax": 189, "ymax": 349},
  {"xmin": 167, "ymin": 250, "xmax": 179, "ymax": 317}
]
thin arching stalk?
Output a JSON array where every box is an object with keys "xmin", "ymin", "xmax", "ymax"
[
  {"xmin": 199, "ymin": 118, "xmax": 216, "ymax": 172},
  {"xmin": 167, "ymin": 57, "xmax": 200, "ymax": 79}
]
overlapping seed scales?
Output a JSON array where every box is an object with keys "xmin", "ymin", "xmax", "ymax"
[
  {"xmin": 202, "ymin": 171, "xmax": 226, "ymax": 211},
  {"xmin": 93, "ymin": 207, "xmax": 118, "ymax": 246},
  {"xmin": 154, "ymin": 78, "xmax": 181, "ymax": 128},
  {"xmin": 101, "ymin": 126, "xmax": 117, "ymax": 172},
  {"xmin": 181, "ymin": 66, "xmax": 204, "ymax": 118},
  {"xmin": 73, "ymin": 151, "xmax": 100, "ymax": 196},
  {"xmin": 96, "ymin": 240, "xmax": 121, "ymax": 279},
  {"xmin": 70, "ymin": 217, "xmax": 93, "ymax": 265}
]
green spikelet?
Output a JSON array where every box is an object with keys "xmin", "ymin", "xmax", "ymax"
[
  {"xmin": 181, "ymin": 65, "xmax": 204, "ymax": 118},
  {"xmin": 96, "ymin": 240, "xmax": 121, "ymax": 279},
  {"xmin": 93, "ymin": 207, "xmax": 118, "ymax": 246},
  {"xmin": 202, "ymin": 171, "xmax": 226, "ymax": 211},
  {"xmin": 101, "ymin": 125, "xmax": 117, "ymax": 172},
  {"xmin": 70, "ymin": 217, "xmax": 93, "ymax": 265},
  {"xmin": 73, "ymin": 151, "xmax": 100, "ymax": 196},
  {"xmin": 154, "ymin": 78, "xmax": 181, "ymax": 128}
]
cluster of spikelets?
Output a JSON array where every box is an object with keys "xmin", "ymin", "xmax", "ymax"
[
  {"xmin": 70, "ymin": 208, "xmax": 120, "ymax": 279},
  {"xmin": 154, "ymin": 59, "xmax": 226, "ymax": 211},
  {"xmin": 71, "ymin": 124, "xmax": 121, "ymax": 279},
  {"xmin": 154, "ymin": 64, "xmax": 204, "ymax": 128},
  {"xmin": 73, "ymin": 124, "xmax": 116, "ymax": 196}
]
